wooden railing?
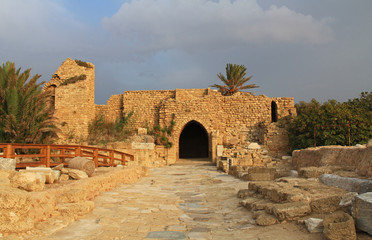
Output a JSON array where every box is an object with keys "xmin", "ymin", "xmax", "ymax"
[{"xmin": 0, "ymin": 143, "xmax": 134, "ymax": 168}]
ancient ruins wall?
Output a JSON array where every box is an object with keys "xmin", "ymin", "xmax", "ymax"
[
  {"xmin": 45, "ymin": 58, "xmax": 95, "ymax": 142},
  {"xmin": 96, "ymin": 94, "xmax": 123, "ymax": 123},
  {"xmin": 122, "ymin": 90, "xmax": 175, "ymax": 129},
  {"xmin": 0, "ymin": 166, "xmax": 148, "ymax": 234},
  {"xmin": 292, "ymin": 144, "xmax": 372, "ymax": 178}
]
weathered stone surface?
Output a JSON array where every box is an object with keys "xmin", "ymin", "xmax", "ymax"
[
  {"xmin": 293, "ymin": 145, "xmax": 372, "ymax": 178},
  {"xmin": 146, "ymin": 231, "xmax": 186, "ymax": 239},
  {"xmin": 216, "ymin": 145, "xmax": 224, "ymax": 157},
  {"xmin": 245, "ymin": 167, "xmax": 276, "ymax": 181},
  {"xmin": 289, "ymin": 170, "xmax": 298, "ymax": 178},
  {"xmin": 0, "ymin": 169, "xmax": 12, "ymax": 186},
  {"xmin": 352, "ymin": 192, "xmax": 372, "ymax": 235},
  {"xmin": 0, "ymin": 158, "xmax": 16, "ymax": 171},
  {"xmin": 271, "ymin": 202, "xmax": 311, "ymax": 221},
  {"xmin": 339, "ymin": 192, "xmax": 358, "ymax": 209},
  {"xmin": 255, "ymin": 213, "xmax": 277, "ymax": 226},
  {"xmin": 56, "ymin": 201, "xmax": 95, "ymax": 218},
  {"xmin": 25, "ymin": 167, "xmax": 55, "ymax": 184},
  {"xmin": 310, "ymin": 195, "xmax": 342, "ymax": 213},
  {"xmin": 305, "ymin": 218, "xmax": 323, "ymax": 233},
  {"xmin": 300, "ymin": 166, "xmax": 333, "ymax": 178},
  {"xmin": 9, "ymin": 171, "xmax": 46, "ymax": 191},
  {"xmin": 248, "ymin": 142, "xmax": 261, "ymax": 150},
  {"xmin": 59, "ymin": 174, "xmax": 70, "ymax": 181},
  {"xmin": 52, "ymin": 164, "xmax": 64, "ymax": 171},
  {"xmin": 320, "ymin": 174, "xmax": 372, "ymax": 194},
  {"xmin": 68, "ymin": 169, "xmax": 88, "ymax": 180},
  {"xmin": 323, "ymin": 212, "xmax": 356, "ymax": 240},
  {"xmin": 68, "ymin": 157, "xmax": 95, "ymax": 177}
]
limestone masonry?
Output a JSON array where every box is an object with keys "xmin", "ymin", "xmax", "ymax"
[{"xmin": 45, "ymin": 58, "xmax": 296, "ymax": 163}]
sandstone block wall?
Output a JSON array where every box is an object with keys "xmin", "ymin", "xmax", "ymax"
[
  {"xmin": 292, "ymin": 145, "xmax": 372, "ymax": 178},
  {"xmin": 44, "ymin": 58, "xmax": 95, "ymax": 142},
  {"xmin": 45, "ymin": 58, "xmax": 296, "ymax": 161}
]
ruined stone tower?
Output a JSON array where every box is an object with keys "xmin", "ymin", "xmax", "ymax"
[{"xmin": 44, "ymin": 58, "xmax": 95, "ymax": 141}]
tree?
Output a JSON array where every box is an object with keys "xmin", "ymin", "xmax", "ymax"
[
  {"xmin": 0, "ymin": 61, "xmax": 58, "ymax": 143},
  {"xmin": 289, "ymin": 92, "xmax": 372, "ymax": 150},
  {"xmin": 211, "ymin": 63, "xmax": 258, "ymax": 96}
]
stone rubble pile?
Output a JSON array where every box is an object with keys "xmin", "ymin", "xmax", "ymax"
[{"xmin": 0, "ymin": 157, "xmax": 97, "ymax": 192}]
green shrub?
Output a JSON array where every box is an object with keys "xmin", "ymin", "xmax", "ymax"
[{"xmin": 289, "ymin": 92, "xmax": 372, "ymax": 150}]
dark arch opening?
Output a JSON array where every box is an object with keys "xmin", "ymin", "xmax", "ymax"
[
  {"xmin": 271, "ymin": 101, "xmax": 278, "ymax": 122},
  {"xmin": 179, "ymin": 121, "xmax": 209, "ymax": 158}
]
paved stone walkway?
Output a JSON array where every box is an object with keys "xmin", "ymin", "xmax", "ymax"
[{"xmin": 37, "ymin": 160, "xmax": 322, "ymax": 240}]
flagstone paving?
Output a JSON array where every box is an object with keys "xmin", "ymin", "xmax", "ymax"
[{"xmin": 32, "ymin": 159, "xmax": 323, "ymax": 240}]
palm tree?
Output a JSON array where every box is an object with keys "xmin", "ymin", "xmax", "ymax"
[
  {"xmin": 211, "ymin": 63, "xmax": 258, "ymax": 96},
  {"xmin": 0, "ymin": 61, "xmax": 58, "ymax": 143}
]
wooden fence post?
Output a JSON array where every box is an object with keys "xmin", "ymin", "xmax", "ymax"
[
  {"xmin": 46, "ymin": 145, "xmax": 51, "ymax": 167},
  {"xmin": 93, "ymin": 149, "xmax": 98, "ymax": 167}
]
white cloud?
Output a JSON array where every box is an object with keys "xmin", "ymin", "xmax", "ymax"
[{"xmin": 102, "ymin": 0, "xmax": 333, "ymax": 55}]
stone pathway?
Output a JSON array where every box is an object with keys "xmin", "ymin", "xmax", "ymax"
[{"xmin": 34, "ymin": 159, "xmax": 323, "ymax": 240}]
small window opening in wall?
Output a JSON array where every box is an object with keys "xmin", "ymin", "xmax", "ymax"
[{"xmin": 271, "ymin": 101, "xmax": 278, "ymax": 122}]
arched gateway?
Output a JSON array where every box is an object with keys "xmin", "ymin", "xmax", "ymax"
[{"xmin": 179, "ymin": 121, "xmax": 209, "ymax": 158}]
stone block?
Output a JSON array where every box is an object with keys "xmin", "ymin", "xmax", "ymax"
[
  {"xmin": 305, "ymin": 218, "xmax": 323, "ymax": 233},
  {"xmin": 271, "ymin": 202, "xmax": 311, "ymax": 221},
  {"xmin": 59, "ymin": 174, "xmax": 69, "ymax": 181},
  {"xmin": 320, "ymin": 174, "xmax": 372, "ymax": 194},
  {"xmin": 216, "ymin": 145, "xmax": 224, "ymax": 157},
  {"xmin": 323, "ymin": 212, "xmax": 356, "ymax": 240},
  {"xmin": 25, "ymin": 167, "xmax": 56, "ymax": 184},
  {"xmin": 9, "ymin": 171, "xmax": 45, "ymax": 192},
  {"xmin": 0, "ymin": 158, "xmax": 16, "ymax": 171},
  {"xmin": 300, "ymin": 166, "xmax": 333, "ymax": 178},
  {"xmin": 246, "ymin": 167, "xmax": 276, "ymax": 181},
  {"xmin": 310, "ymin": 195, "xmax": 342, "ymax": 214},
  {"xmin": 352, "ymin": 192, "xmax": 372, "ymax": 235}
]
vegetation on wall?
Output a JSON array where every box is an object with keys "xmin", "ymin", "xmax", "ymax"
[
  {"xmin": 211, "ymin": 63, "xmax": 259, "ymax": 96},
  {"xmin": 0, "ymin": 61, "xmax": 58, "ymax": 143},
  {"xmin": 148, "ymin": 121, "xmax": 175, "ymax": 148},
  {"xmin": 74, "ymin": 59, "xmax": 93, "ymax": 69},
  {"xmin": 88, "ymin": 111, "xmax": 134, "ymax": 145},
  {"xmin": 289, "ymin": 91, "xmax": 372, "ymax": 150},
  {"xmin": 60, "ymin": 74, "xmax": 87, "ymax": 86}
]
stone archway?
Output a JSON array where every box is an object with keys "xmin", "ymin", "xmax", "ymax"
[{"xmin": 179, "ymin": 120, "xmax": 209, "ymax": 158}]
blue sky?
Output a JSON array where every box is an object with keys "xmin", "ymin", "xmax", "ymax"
[{"xmin": 0, "ymin": 0, "xmax": 371, "ymax": 104}]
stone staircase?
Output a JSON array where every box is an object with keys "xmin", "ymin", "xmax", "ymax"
[{"xmin": 238, "ymin": 177, "xmax": 348, "ymax": 226}]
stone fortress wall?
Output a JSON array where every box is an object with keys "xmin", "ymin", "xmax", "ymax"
[{"xmin": 45, "ymin": 58, "xmax": 296, "ymax": 164}]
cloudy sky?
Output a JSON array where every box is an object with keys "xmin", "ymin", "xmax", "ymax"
[{"xmin": 1, "ymin": 0, "xmax": 371, "ymax": 104}]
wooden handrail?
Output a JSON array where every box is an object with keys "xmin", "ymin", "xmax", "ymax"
[{"xmin": 0, "ymin": 143, "xmax": 134, "ymax": 169}]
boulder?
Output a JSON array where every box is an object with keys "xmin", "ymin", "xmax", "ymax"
[
  {"xmin": 68, "ymin": 169, "xmax": 88, "ymax": 180},
  {"xmin": 9, "ymin": 171, "xmax": 45, "ymax": 191},
  {"xmin": 352, "ymin": 192, "xmax": 372, "ymax": 235},
  {"xmin": 320, "ymin": 174, "xmax": 372, "ymax": 194},
  {"xmin": 339, "ymin": 192, "xmax": 358, "ymax": 212},
  {"xmin": 305, "ymin": 218, "xmax": 324, "ymax": 233},
  {"xmin": 52, "ymin": 164, "xmax": 64, "ymax": 171},
  {"xmin": 0, "ymin": 158, "xmax": 16, "ymax": 171},
  {"xmin": 323, "ymin": 212, "xmax": 356, "ymax": 240},
  {"xmin": 137, "ymin": 127, "xmax": 147, "ymax": 135},
  {"xmin": 289, "ymin": 170, "xmax": 298, "ymax": 178}
]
